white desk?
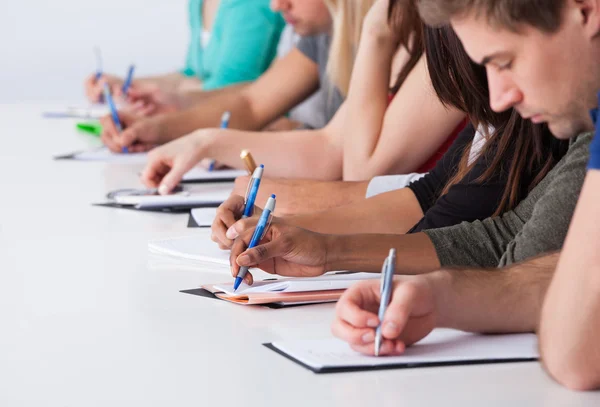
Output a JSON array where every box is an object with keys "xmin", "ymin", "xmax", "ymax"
[{"xmin": 1, "ymin": 103, "xmax": 599, "ymax": 406}]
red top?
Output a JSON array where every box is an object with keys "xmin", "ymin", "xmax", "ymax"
[{"xmin": 387, "ymin": 92, "xmax": 466, "ymax": 173}]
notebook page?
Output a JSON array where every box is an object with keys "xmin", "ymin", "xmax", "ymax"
[
  {"xmin": 114, "ymin": 184, "xmax": 232, "ymax": 208},
  {"xmin": 148, "ymin": 233, "xmax": 230, "ymax": 265},
  {"xmin": 190, "ymin": 207, "xmax": 218, "ymax": 227},
  {"xmin": 270, "ymin": 329, "xmax": 538, "ymax": 371},
  {"xmin": 68, "ymin": 147, "xmax": 148, "ymax": 163},
  {"xmin": 182, "ymin": 167, "xmax": 247, "ymax": 182},
  {"xmin": 214, "ymin": 273, "xmax": 379, "ymax": 295}
]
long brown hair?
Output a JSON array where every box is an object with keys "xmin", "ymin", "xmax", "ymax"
[
  {"xmin": 424, "ymin": 24, "xmax": 569, "ymax": 214},
  {"xmin": 389, "ymin": 0, "xmax": 425, "ymax": 92}
]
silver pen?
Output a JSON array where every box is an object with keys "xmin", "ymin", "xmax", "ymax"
[{"xmin": 375, "ymin": 248, "xmax": 396, "ymax": 357}]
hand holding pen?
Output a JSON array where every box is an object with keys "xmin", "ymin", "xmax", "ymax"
[
  {"xmin": 210, "ymin": 165, "xmax": 264, "ymax": 250},
  {"xmin": 103, "ymin": 84, "xmax": 129, "ymax": 154},
  {"xmin": 375, "ymin": 249, "xmax": 396, "ymax": 356},
  {"xmin": 233, "ymin": 194, "xmax": 277, "ymax": 291},
  {"xmin": 207, "ymin": 111, "xmax": 231, "ymax": 171}
]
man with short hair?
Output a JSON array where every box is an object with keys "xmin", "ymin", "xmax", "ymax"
[{"xmin": 331, "ymin": 0, "xmax": 600, "ymax": 390}]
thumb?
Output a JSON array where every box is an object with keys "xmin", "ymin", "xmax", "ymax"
[
  {"xmin": 158, "ymin": 159, "xmax": 192, "ymax": 195},
  {"xmin": 117, "ymin": 126, "xmax": 139, "ymax": 149},
  {"xmin": 227, "ymin": 216, "xmax": 260, "ymax": 240},
  {"xmin": 236, "ymin": 239, "xmax": 285, "ymax": 268}
]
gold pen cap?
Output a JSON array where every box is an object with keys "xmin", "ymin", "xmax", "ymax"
[{"xmin": 240, "ymin": 150, "xmax": 257, "ymax": 174}]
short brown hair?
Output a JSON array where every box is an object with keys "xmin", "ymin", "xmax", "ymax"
[{"xmin": 418, "ymin": 0, "xmax": 566, "ymax": 32}]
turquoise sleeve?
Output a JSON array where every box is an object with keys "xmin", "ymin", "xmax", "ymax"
[
  {"xmin": 201, "ymin": 0, "xmax": 285, "ymax": 90},
  {"xmin": 181, "ymin": 0, "xmax": 202, "ymax": 77}
]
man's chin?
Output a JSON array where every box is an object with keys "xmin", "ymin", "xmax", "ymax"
[{"xmin": 548, "ymin": 121, "xmax": 585, "ymax": 140}]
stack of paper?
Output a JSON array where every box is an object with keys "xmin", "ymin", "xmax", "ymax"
[
  {"xmin": 201, "ymin": 273, "xmax": 379, "ymax": 305},
  {"xmin": 148, "ymin": 234, "xmax": 231, "ymax": 265},
  {"xmin": 266, "ymin": 329, "xmax": 539, "ymax": 373}
]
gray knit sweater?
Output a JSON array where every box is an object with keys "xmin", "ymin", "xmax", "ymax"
[{"xmin": 424, "ymin": 133, "xmax": 591, "ymax": 268}]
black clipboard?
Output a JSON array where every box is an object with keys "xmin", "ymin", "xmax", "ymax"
[{"xmin": 262, "ymin": 344, "xmax": 538, "ymax": 374}]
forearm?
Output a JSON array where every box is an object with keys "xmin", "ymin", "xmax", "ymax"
[
  {"xmin": 175, "ymin": 83, "xmax": 248, "ymax": 110},
  {"xmin": 201, "ymin": 128, "xmax": 343, "ymax": 180},
  {"xmin": 135, "ymin": 73, "xmax": 198, "ymax": 92},
  {"xmin": 157, "ymin": 89, "xmax": 260, "ymax": 143},
  {"xmin": 288, "ymin": 187, "xmax": 423, "ymax": 234},
  {"xmin": 326, "ymin": 232, "xmax": 440, "ymax": 274},
  {"xmin": 540, "ymin": 173, "xmax": 600, "ymax": 390},
  {"xmin": 342, "ymin": 33, "xmax": 396, "ymax": 180},
  {"xmin": 432, "ymin": 253, "xmax": 558, "ymax": 333}
]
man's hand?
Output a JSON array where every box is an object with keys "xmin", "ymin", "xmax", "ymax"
[
  {"xmin": 331, "ymin": 275, "xmax": 438, "ymax": 356},
  {"xmin": 229, "ymin": 223, "xmax": 330, "ymax": 285},
  {"xmin": 100, "ymin": 112, "xmax": 163, "ymax": 153}
]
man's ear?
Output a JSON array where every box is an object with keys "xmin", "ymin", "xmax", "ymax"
[{"xmin": 577, "ymin": 0, "xmax": 600, "ymax": 38}]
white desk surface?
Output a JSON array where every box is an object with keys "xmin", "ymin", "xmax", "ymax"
[{"xmin": 1, "ymin": 103, "xmax": 599, "ymax": 406}]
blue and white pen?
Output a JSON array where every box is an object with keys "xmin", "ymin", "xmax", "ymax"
[
  {"xmin": 103, "ymin": 84, "xmax": 128, "ymax": 154},
  {"xmin": 375, "ymin": 248, "xmax": 397, "ymax": 357},
  {"xmin": 234, "ymin": 194, "xmax": 276, "ymax": 291},
  {"xmin": 122, "ymin": 64, "xmax": 136, "ymax": 94},
  {"xmin": 242, "ymin": 164, "xmax": 264, "ymax": 218},
  {"xmin": 208, "ymin": 111, "xmax": 231, "ymax": 171}
]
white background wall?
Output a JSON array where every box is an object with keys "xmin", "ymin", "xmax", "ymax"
[{"xmin": 0, "ymin": 0, "xmax": 188, "ymax": 103}]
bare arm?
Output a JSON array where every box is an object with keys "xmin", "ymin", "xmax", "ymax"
[
  {"xmin": 433, "ymin": 253, "xmax": 557, "ymax": 333},
  {"xmin": 342, "ymin": 18, "xmax": 465, "ymax": 180},
  {"xmin": 331, "ymin": 252, "xmax": 557, "ymax": 356},
  {"xmin": 540, "ymin": 171, "xmax": 600, "ymax": 391},
  {"xmin": 326, "ymin": 232, "xmax": 441, "ymax": 275},
  {"xmin": 286, "ymin": 187, "xmax": 423, "ymax": 234},
  {"xmin": 231, "ymin": 177, "xmax": 369, "ymax": 215},
  {"xmin": 158, "ymin": 49, "xmax": 320, "ymax": 142}
]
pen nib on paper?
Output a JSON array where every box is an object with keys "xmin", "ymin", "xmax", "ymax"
[{"xmin": 233, "ymin": 276, "xmax": 243, "ymax": 292}]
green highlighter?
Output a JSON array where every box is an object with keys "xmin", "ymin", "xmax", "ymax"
[{"xmin": 76, "ymin": 122, "xmax": 103, "ymax": 136}]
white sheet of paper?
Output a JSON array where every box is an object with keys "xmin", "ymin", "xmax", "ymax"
[
  {"xmin": 65, "ymin": 147, "xmax": 148, "ymax": 164},
  {"xmin": 190, "ymin": 207, "xmax": 218, "ymax": 227},
  {"xmin": 113, "ymin": 184, "xmax": 232, "ymax": 208},
  {"xmin": 43, "ymin": 105, "xmax": 109, "ymax": 119},
  {"xmin": 148, "ymin": 234, "xmax": 231, "ymax": 265},
  {"xmin": 182, "ymin": 167, "xmax": 247, "ymax": 182},
  {"xmin": 213, "ymin": 273, "xmax": 379, "ymax": 295},
  {"xmin": 270, "ymin": 329, "xmax": 539, "ymax": 371}
]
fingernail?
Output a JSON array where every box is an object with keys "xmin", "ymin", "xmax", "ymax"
[
  {"xmin": 158, "ymin": 184, "xmax": 169, "ymax": 195},
  {"xmin": 383, "ymin": 322, "xmax": 399, "ymax": 336},
  {"xmin": 367, "ymin": 318, "xmax": 379, "ymax": 328},
  {"xmin": 237, "ymin": 254, "xmax": 250, "ymax": 265},
  {"xmin": 226, "ymin": 226, "xmax": 239, "ymax": 240},
  {"xmin": 362, "ymin": 332, "xmax": 374, "ymax": 343}
]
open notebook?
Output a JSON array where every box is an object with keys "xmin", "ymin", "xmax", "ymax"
[
  {"xmin": 148, "ymin": 233, "xmax": 231, "ymax": 265},
  {"xmin": 196, "ymin": 273, "xmax": 379, "ymax": 306},
  {"xmin": 265, "ymin": 329, "xmax": 539, "ymax": 373},
  {"xmin": 188, "ymin": 207, "xmax": 218, "ymax": 227},
  {"xmin": 43, "ymin": 104, "xmax": 109, "ymax": 119},
  {"xmin": 99, "ymin": 183, "xmax": 232, "ymax": 211},
  {"xmin": 54, "ymin": 148, "xmax": 245, "ymax": 182},
  {"xmin": 54, "ymin": 147, "xmax": 148, "ymax": 163}
]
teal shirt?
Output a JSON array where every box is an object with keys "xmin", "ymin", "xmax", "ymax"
[{"xmin": 182, "ymin": 0, "xmax": 285, "ymax": 90}]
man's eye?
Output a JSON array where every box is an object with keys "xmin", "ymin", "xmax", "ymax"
[{"xmin": 497, "ymin": 61, "xmax": 513, "ymax": 71}]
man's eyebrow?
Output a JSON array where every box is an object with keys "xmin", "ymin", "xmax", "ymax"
[{"xmin": 480, "ymin": 52, "xmax": 506, "ymax": 65}]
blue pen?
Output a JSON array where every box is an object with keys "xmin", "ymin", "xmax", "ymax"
[
  {"xmin": 374, "ymin": 248, "xmax": 397, "ymax": 357},
  {"xmin": 122, "ymin": 64, "xmax": 136, "ymax": 94},
  {"xmin": 94, "ymin": 47, "xmax": 103, "ymax": 81},
  {"xmin": 243, "ymin": 164, "xmax": 264, "ymax": 218},
  {"xmin": 234, "ymin": 194, "xmax": 276, "ymax": 291},
  {"xmin": 103, "ymin": 84, "xmax": 128, "ymax": 153},
  {"xmin": 208, "ymin": 111, "xmax": 231, "ymax": 171}
]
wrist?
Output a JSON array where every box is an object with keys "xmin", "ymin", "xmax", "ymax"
[
  {"xmin": 190, "ymin": 128, "xmax": 218, "ymax": 158},
  {"xmin": 424, "ymin": 269, "xmax": 453, "ymax": 327},
  {"xmin": 324, "ymin": 234, "xmax": 342, "ymax": 272},
  {"xmin": 363, "ymin": 25, "xmax": 400, "ymax": 51}
]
